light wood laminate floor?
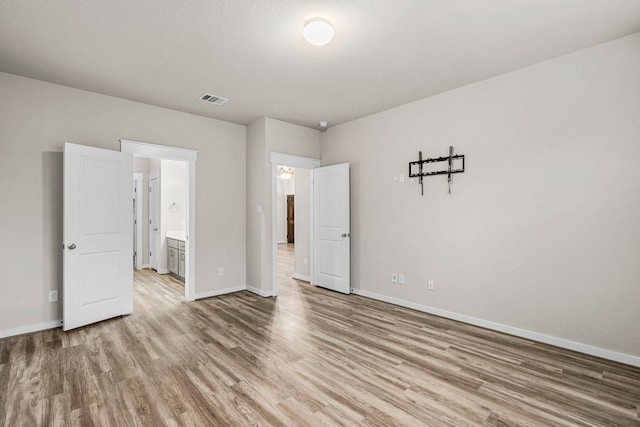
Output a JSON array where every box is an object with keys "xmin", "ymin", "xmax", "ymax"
[{"xmin": 1, "ymin": 244, "xmax": 639, "ymax": 426}]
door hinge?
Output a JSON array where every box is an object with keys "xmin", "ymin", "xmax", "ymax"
[
  {"xmin": 149, "ymin": 219, "xmax": 152, "ymax": 224},
  {"xmin": 150, "ymin": 251, "xmax": 152, "ymax": 256}
]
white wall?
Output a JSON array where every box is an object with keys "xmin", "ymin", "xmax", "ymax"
[
  {"xmin": 246, "ymin": 117, "xmax": 320, "ymax": 294},
  {"xmin": 158, "ymin": 159, "xmax": 187, "ymax": 272},
  {"xmin": 133, "ymin": 157, "xmax": 150, "ymax": 266},
  {"xmin": 321, "ymin": 33, "xmax": 640, "ymax": 361},
  {"xmin": 293, "ymin": 168, "xmax": 311, "ymax": 280},
  {"xmin": 0, "ymin": 72, "xmax": 246, "ymax": 336}
]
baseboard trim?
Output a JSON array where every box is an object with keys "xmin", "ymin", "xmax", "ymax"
[
  {"xmin": 247, "ymin": 286, "xmax": 273, "ymax": 298},
  {"xmin": 156, "ymin": 269, "xmax": 170, "ymax": 275},
  {"xmin": 277, "ymin": 240, "xmax": 287, "ymax": 244},
  {"xmin": 292, "ymin": 273, "xmax": 311, "ymax": 282},
  {"xmin": 194, "ymin": 286, "xmax": 246, "ymax": 300},
  {"xmin": 350, "ymin": 288, "xmax": 640, "ymax": 368},
  {"xmin": 136, "ymin": 264, "xmax": 150, "ymax": 270},
  {"xmin": 0, "ymin": 320, "xmax": 63, "ymax": 339}
]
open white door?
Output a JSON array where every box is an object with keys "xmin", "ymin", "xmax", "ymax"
[
  {"xmin": 313, "ymin": 163, "xmax": 350, "ymax": 294},
  {"xmin": 63, "ymin": 143, "xmax": 133, "ymax": 331}
]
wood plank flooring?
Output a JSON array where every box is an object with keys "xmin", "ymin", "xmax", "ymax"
[{"xmin": 1, "ymin": 243, "xmax": 639, "ymax": 426}]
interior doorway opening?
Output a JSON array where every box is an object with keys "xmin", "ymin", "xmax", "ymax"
[
  {"xmin": 121, "ymin": 140, "xmax": 198, "ymax": 301},
  {"xmin": 270, "ymin": 153, "xmax": 320, "ymax": 296},
  {"xmin": 276, "ymin": 165, "xmax": 312, "ymax": 293}
]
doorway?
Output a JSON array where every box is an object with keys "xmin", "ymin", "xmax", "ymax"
[
  {"xmin": 276, "ymin": 165, "xmax": 310, "ymax": 293},
  {"xmin": 276, "ymin": 166, "xmax": 305, "ymax": 292},
  {"xmin": 270, "ymin": 153, "xmax": 320, "ymax": 296},
  {"xmin": 121, "ymin": 139, "xmax": 198, "ymax": 301}
]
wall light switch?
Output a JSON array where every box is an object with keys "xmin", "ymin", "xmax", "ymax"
[
  {"xmin": 49, "ymin": 290, "xmax": 58, "ymax": 302},
  {"xmin": 399, "ymin": 173, "xmax": 405, "ymax": 182},
  {"xmin": 218, "ymin": 267, "xmax": 224, "ymax": 276},
  {"xmin": 398, "ymin": 274, "xmax": 405, "ymax": 284},
  {"xmin": 256, "ymin": 204, "xmax": 263, "ymax": 214},
  {"xmin": 391, "ymin": 273, "xmax": 398, "ymax": 283}
]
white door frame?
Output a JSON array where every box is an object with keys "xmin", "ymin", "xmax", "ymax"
[
  {"xmin": 270, "ymin": 152, "xmax": 320, "ymax": 296},
  {"xmin": 133, "ymin": 173, "xmax": 144, "ymax": 269},
  {"xmin": 121, "ymin": 139, "xmax": 198, "ymax": 302}
]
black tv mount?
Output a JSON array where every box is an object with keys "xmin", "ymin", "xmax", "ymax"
[{"xmin": 409, "ymin": 146, "xmax": 465, "ymax": 195}]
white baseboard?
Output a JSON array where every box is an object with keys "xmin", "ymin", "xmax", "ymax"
[
  {"xmin": 247, "ymin": 286, "xmax": 273, "ymax": 298},
  {"xmin": 277, "ymin": 240, "xmax": 287, "ymax": 244},
  {"xmin": 136, "ymin": 264, "xmax": 150, "ymax": 270},
  {"xmin": 195, "ymin": 285, "xmax": 246, "ymax": 300},
  {"xmin": 350, "ymin": 288, "xmax": 640, "ymax": 368},
  {"xmin": 0, "ymin": 320, "xmax": 63, "ymax": 339},
  {"xmin": 156, "ymin": 269, "xmax": 170, "ymax": 275},
  {"xmin": 292, "ymin": 273, "xmax": 311, "ymax": 282}
]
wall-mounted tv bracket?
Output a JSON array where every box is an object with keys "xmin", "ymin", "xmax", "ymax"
[{"xmin": 409, "ymin": 146, "xmax": 465, "ymax": 195}]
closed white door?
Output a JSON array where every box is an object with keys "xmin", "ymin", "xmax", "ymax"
[
  {"xmin": 63, "ymin": 143, "xmax": 133, "ymax": 331},
  {"xmin": 313, "ymin": 163, "xmax": 350, "ymax": 294},
  {"xmin": 149, "ymin": 171, "xmax": 159, "ymax": 270}
]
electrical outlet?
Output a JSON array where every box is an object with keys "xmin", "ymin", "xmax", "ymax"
[
  {"xmin": 391, "ymin": 273, "xmax": 398, "ymax": 283},
  {"xmin": 398, "ymin": 274, "xmax": 405, "ymax": 284},
  {"xmin": 427, "ymin": 280, "xmax": 434, "ymax": 290},
  {"xmin": 49, "ymin": 290, "xmax": 58, "ymax": 302},
  {"xmin": 399, "ymin": 173, "xmax": 405, "ymax": 182},
  {"xmin": 218, "ymin": 267, "xmax": 224, "ymax": 276}
]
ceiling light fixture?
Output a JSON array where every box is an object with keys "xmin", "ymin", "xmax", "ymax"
[
  {"xmin": 303, "ymin": 18, "xmax": 334, "ymax": 46},
  {"xmin": 278, "ymin": 166, "xmax": 295, "ymax": 180}
]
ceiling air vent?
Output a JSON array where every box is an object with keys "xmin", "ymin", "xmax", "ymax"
[{"xmin": 199, "ymin": 93, "xmax": 229, "ymax": 105}]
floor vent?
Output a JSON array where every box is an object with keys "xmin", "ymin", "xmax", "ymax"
[{"xmin": 199, "ymin": 93, "xmax": 229, "ymax": 105}]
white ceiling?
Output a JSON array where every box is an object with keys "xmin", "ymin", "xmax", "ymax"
[{"xmin": 1, "ymin": 1, "xmax": 640, "ymax": 129}]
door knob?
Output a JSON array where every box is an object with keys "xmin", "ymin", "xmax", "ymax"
[
  {"xmin": 67, "ymin": 243, "xmax": 77, "ymax": 250},
  {"xmin": 153, "ymin": 228, "xmax": 158, "ymax": 232}
]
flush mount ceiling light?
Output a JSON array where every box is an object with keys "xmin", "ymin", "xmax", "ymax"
[{"xmin": 303, "ymin": 18, "xmax": 334, "ymax": 46}]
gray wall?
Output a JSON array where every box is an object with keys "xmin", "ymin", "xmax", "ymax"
[
  {"xmin": 246, "ymin": 118, "xmax": 267, "ymax": 291},
  {"xmin": 320, "ymin": 33, "xmax": 640, "ymax": 358},
  {"xmin": 0, "ymin": 72, "xmax": 246, "ymax": 334}
]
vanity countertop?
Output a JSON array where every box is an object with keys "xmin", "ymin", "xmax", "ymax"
[{"xmin": 166, "ymin": 232, "xmax": 186, "ymax": 241}]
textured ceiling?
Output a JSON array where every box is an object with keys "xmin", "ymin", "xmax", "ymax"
[{"xmin": 1, "ymin": 0, "xmax": 640, "ymax": 129}]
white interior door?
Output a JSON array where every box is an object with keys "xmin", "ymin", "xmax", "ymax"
[
  {"xmin": 63, "ymin": 142, "xmax": 133, "ymax": 331},
  {"xmin": 149, "ymin": 170, "xmax": 159, "ymax": 270},
  {"xmin": 313, "ymin": 163, "xmax": 350, "ymax": 294}
]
